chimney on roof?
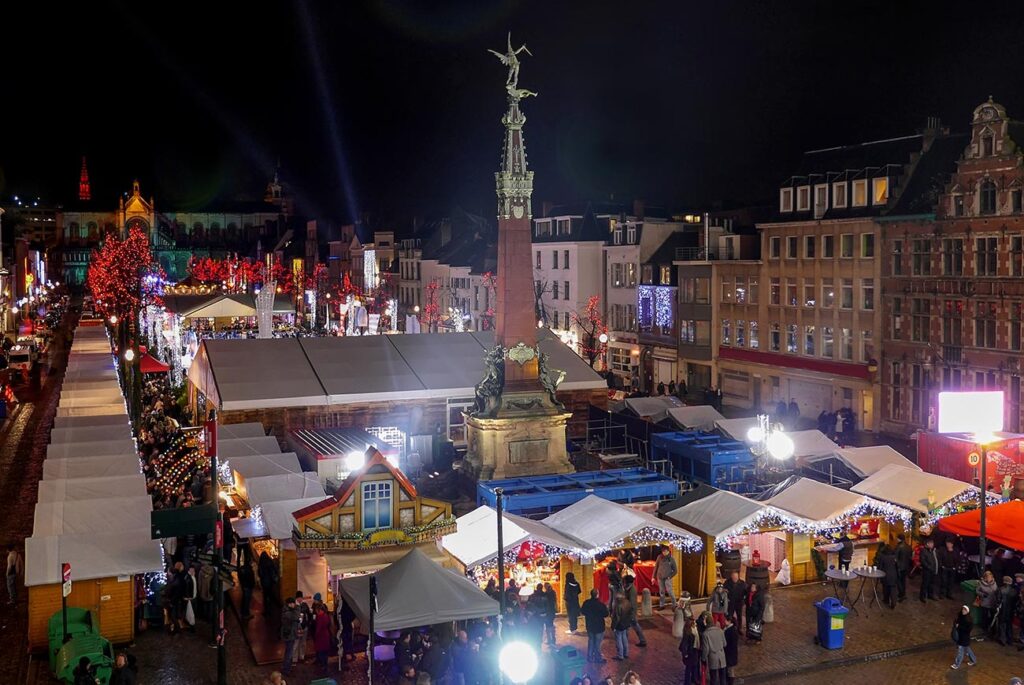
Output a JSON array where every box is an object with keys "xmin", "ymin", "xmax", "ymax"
[
  {"xmin": 632, "ymin": 199, "xmax": 646, "ymax": 219},
  {"xmin": 541, "ymin": 200, "xmax": 553, "ymax": 218},
  {"xmin": 921, "ymin": 116, "xmax": 948, "ymax": 152}
]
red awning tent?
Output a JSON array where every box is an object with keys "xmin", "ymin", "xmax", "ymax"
[
  {"xmin": 140, "ymin": 353, "xmax": 169, "ymax": 375},
  {"xmin": 938, "ymin": 500, "xmax": 1024, "ymax": 552}
]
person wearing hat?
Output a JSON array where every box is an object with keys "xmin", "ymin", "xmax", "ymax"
[
  {"xmin": 709, "ymin": 578, "xmax": 729, "ymax": 628},
  {"xmin": 950, "ymin": 604, "xmax": 977, "ymax": 669},
  {"xmin": 998, "ymin": 575, "xmax": 1019, "ymax": 646}
]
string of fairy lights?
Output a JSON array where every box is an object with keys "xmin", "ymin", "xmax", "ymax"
[{"xmin": 151, "ymin": 431, "xmax": 205, "ymax": 495}]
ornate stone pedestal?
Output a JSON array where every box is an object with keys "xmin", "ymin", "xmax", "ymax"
[{"xmin": 464, "ymin": 389, "xmax": 573, "ymax": 481}]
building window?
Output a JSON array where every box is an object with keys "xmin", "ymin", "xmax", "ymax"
[
  {"xmin": 890, "ymin": 362, "xmax": 903, "ymax": 421},
  {"xmin": 552, "ymin": 281, "xmax": 559, "ymax": 299},
  {"xmin": 804, "ymin": 236, "xmax": 816, "ymax": 258},
  {"xmin": 786, "ymin": 324, "xmax": 797, "ymax": 353},
  {"xmin": 361, "ymin": 481, "xmax": 392, "ymax": 531},
  {"xmin": 769, "ymin": 236, "xmax": 781, "ymax": 259},
  {"xmin": 748, "ymin": 277, "xmax": 759, "ymax": 304},
  {"xmin": 976, "ymin": 236, "xmax": 998, "ymax": 276},
  {"xmin": 891, "ymin": 297, "xmax": 903, "ymax": 340},
  {"xmin": 1012, "ymin": 303, "xmax": 1022, "ymax": 351},
  {"xmin": 642, "ymin": 265, "xmax": 653, "ymax": 284},
  {"xmin": 891, "ymin": 239, "xmax": 903, "ymax": 275},
  {"xmin": 981, "ymin": 133, "xmax": 994, "ymax": 157},
  {"xmin": 861, "ymin": 233, "xmax": 875, "ymax": 258},
  {"xmin": 840, "ymin": 278, "xmax": 853, "ymax": 309},
  {"xmin": 803, "ymin": 278, "xmax": 815, "ymax": 307},
  {"xmin": 872, "ymin": 178, "xmax": 889, "ymax": 205},
  {"xmin": 625, "ymin": 263, "xmax": 637, "ymax": 287},
  {"xmin": 797, "ymin": 186, "xmax": 810, "ymax": 211},
  {"xmin": 556, "ymin": 219, "xmax": 570, "ymax": 235},
  {"xmin": 941, "ymin": 238, "xmax": 964, "ymax": 275},
  {"xmin": 721, "ymin": 319, "xmax": 732, "ymax": 346},
  {"xmin": 721, "ymin": 277, "xmax": 733, "ymax": 303},
  {"xmin": 786, "ymin": 278, "xmax": 797, "ymax": 306},
  {"xmin": 822, "ymin": 326, "xmax": 834, "ymax": 358},
  {"xmin": 780, "ymin": 188, "xmax": 793, "ymax": 212},
  {"xmin": 564, "ymin": 281, "xmax": 570, "ymax": 300},
  {"xmin": 840, "ymin": 328, "xmax": 853, "ymax": 360},
  {"xmin": 610, "ymin": 347, "xmax": 633, "ymax": 373},
  {"xmin": 821, "ymin": 278, "xmax": 835, "ymax": 308},
  {"xmin": 770, "ymin": 277, "xmax": 780, "ymax": 305},
  {"xmin": 536, "ymin": 250, "xmax": 541, "ymax": 269},
  {"xmin": 680, "ymin": 277, "xmax": 695, "ymax": 303},
  {"xmin": 1012, "ymin": 236, "xmax": 1024, "ymax": 277},
  {"xmin": 852, "ymin": 179, "xmax": 868, "ymax": 207},
  {"xmin": 840, "ymin": 234, "xmax": 854, "ymax": 258},
  {"xmin": 861, "ymin": 330, "xmax": 874, "ymax": 363},
  {"xmin": 822, "ymin": 235, "xmax": 834, "ymax": 258},
  {"xmin": 911, "ymin": 298, "xmax": 929, "ymax": 343},
  {"xmin": 833, "ymin": 183, "xmax": 847, "ymax": 208},
  {"xmin": 626, "ymin": 226, "xmax": 637, "ymax": 243},
  {"xmin": 770, "ymin": 323, "xmax": 781, "ymax": 352},
  {"xmin": 975, "ymin": 300, "xmax": 998, "ymax": 348},
  {"xmin": 912, "ymin": 239, "xmax": 931, "ymax": 276},
  {"xmin": 659, "ymin": 266, "xmax": 671, "ymax": 284},
  {"xmin": 612, "ymin": 263, "xmax": 624, "ymax": 288},
  {"xmin": 735, "ymin": 276, "xmax": 747, "ymax": 303},
  {"xmin": 626, "ymin": 304, "xmax": 636, "ymax": 330},
  {"xmin": 1012, "ymin": 189, "xmax": 1022, "ymax": 213},
  {"xmin": 980, "ymin": 179, "xmax": 997, "ymax": 215},
  {"xmin": 694, "ymin": 277, "xmax": 709, "ymax": 304},
  {"xmin": 953, "ymin": 195, "xmax": 965, "ymax": 217},
  {"xmin": 804, "ymin": 325, "xmax": 816, "ymax": 355},
  {"xmin": 750, "ymin": 321, "xmax": 759, "ymax": 349},
  {"xmin": 552, "ymin": 251, "xmax": 559, "ymax": 269},
  {"xmin": 552, "ymin": 310, "xmax": 560, "ymax": 329},
  {"xmin": 943, "ymin": 299, "xmax": 964, "ymax": 345},
  {"xmin": 680, "ymin": 320, "xmax": 695, "ymax": 344},
  {"xmin": 694, "ymin": 320, "xmax": 709, "ymax": 345},
  {"xmin": 787, "ymin": 236, "xmax": 798, "ymax": 259},
  {"xmin": 861, "ymin": 279, "xmax": 875, "ymax": 311},
  {"xmin": 814, "ymin": 185, "xmax": 828, "ymax": 215},
  {"xmin": 613, "ymin": 229, "xmax": 623, "ymax": 245},
  {"xmin": 564, "ymin": 250, "xmax": 570, "ymax": 269}
]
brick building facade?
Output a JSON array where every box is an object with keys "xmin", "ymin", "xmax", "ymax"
[{"xmin": 882, "ymin": 99, "xmax": 1024, "ymax": 434}]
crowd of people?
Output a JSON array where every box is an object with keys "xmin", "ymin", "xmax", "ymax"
[{"xmin": 815, "ymin": 407, "xmax": 858, "ymax": 443}]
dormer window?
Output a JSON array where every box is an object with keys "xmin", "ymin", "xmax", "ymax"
[
  {"xmin": 852, "ymin": 180, "xmax": 868, "ymax": 207},
  {"xmin": 833, "ymin": 182, "xmax": 847, "ymax": 208},
  {"xmin": 780, "ymin": 188, "xmax": 794, "ymax": 212},
  {"xmin": 613, "ymin": 229, "xmax": 623, "ymax": 245},
  {"xmin": 796, "ymin": 186, "xmax": 810, "ymax": 211},
  {"xmin": 980, "ymin": 179, "xmax": 997, "ymax": 215},
  {"xmin": 814, "ymin": 185, "xmax": 829, "ymax": 218},
  {"xmin": 627, "ymin": 225, "xmax": 637, "ymax": 243},
  {"xmin": 872, "ymin": 178, "xmax": 889, "ymax": 205},
  {"xmin": 981, "ymin": 133, "xmax": 994, "ymax": 157},
  {"xmin": 361, "ymin": 481, "xmax": 392, "ymax": 530}
]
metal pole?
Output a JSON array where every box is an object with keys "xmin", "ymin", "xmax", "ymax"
[
  {"xmin": 496, "ymin": 486, "xmax": 506, "ymax": 636},
  {"xmin": 207, "ymin": 410, "xmax": 227, "ymax": 685},
  {"xmin": 979, "ymin": 442, "xmax": 988, "ymax": 574},
  {"xmin": 368, "ymin": 577, "xmax": 377, "ymax": 684},
  {"xmin": 61, "ymin": 564, "xmax": 68, "ymax": 643}
]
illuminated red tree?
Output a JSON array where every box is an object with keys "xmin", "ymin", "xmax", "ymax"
[
  {"xmin": 572, "ymin": 295, "xmax": 609, "ymax": 368},
  {"xmin": 422, "ymin": 278, "xmax": 442, "ymax": 332}
]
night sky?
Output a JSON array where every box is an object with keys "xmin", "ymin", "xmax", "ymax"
[{"xmin": 4, "ymin": 1, "xmax": 1024, "ymax": 224}]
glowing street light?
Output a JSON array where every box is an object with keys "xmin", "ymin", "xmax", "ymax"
[
  {"xmin": 766, "ymin": 431, "xmax": 795, "ymax": 460},
  {"xmin": 124, "ymin": 348, "xmax": 135, "ymax": 362},
  {"xmin": 499, "ymin": 642, "xmax": 538, "ymax": 684},
  {"xmin": 109, "ymin": 315, "xmax": 118, "ymax": 325},
  {"xmin": 598, "ymin": 332, "xmax": 609, "ymax": 344}
]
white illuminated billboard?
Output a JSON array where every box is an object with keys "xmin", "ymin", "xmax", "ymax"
[{"xmin": 937, "ymin": 391, "xmax": 1004, "ymax": 435}]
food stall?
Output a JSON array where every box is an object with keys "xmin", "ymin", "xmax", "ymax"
[
  {"xmin": 851, "ymin": 464, "xmax": 998, "ymax": 528},
  {"xmin": 765, "ymin": 477, "xmax": 913, "ymax": 583},
  {"xmin": 441, "ymin": 506, "xmax": 582, "ymax": 612},
  {"xmin": 541, "ymin": 494, "xmax": 702, "ymax": 603}
]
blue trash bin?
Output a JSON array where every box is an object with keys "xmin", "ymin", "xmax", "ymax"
[{"xmin": 815, "ymin": 597, "xmax": 849, "ymax": 649}]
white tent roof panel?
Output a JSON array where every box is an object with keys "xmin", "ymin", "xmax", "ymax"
[
  {"xmin": 43, "ymin": 455, "xmax": 141, "ymax": 480},
  {"xmin": 766, "ymin": 478, "xmax": 866, "ymax": 523},
  {"xmin": 542, "ymin": 494, "xmax": 700, "ymax": 551},
  {"xmin": 26, "ymin": 528, "xmax": 163, "ymax": 586},
  {"xmin": 666, "ymin": 406, "xmax": 726, "ymax": 431},
  {"xmin": 57, "ymin": 405, "xmax": 128, "ymax": 418},
  {"xmin": 822, "ymin": 445, "xmax": 920, "ymax": 479},
  {"xmin": 46, "ymin": 439, "xmax": 137, "ymax": 460},
  {"xmin": 301, "ymin": 336, "xmax": 426, "ymax": 400},
  {"xmin": 33, "ymin": 496, "xmax": 153, "ymax": 536},
  {"xmin": 441, "ymin": 506, "xmax": 582, "ymax": 569},
  {"xmin": 663, "ymin": 490, "xmax": 773, "ymax": 539},
  {"xmin": 242, "ymin": 472, "xmax": 326, "ymax": 507},
  {"xmin": 50, "ymin": 425, "xmax": 134, "ymax": 445},
  {"xmin": 789, "ymin": 430, "xmax": 841, "ymax": 463},
  {"xmin": 715, "ymin": 417, "xmax": 760, "ymax": 442},
  {"xmin": 37, "ymin": 475, "xmax": 147, "ymax": 502},
  {"xmin": 233, "ymin": 496, "xmax": 326, "ymax": 540},
  {"xmin": 852, "ymin": 464, "xmax": 974, "ymax": 514},
  {"xmin": 217, "ymin": 422, "xmax": 267, "ymax": 440},
  {"xmin": 53, "ymin": 414, "xmax": 131, "ymax": 430},
  {"xmin": 217, "ymin": 436, "xmax": 284, "ymax": 459},
  {"xmin": 229, "ymin": 452, "xmax": 303, "ymax": 480}
]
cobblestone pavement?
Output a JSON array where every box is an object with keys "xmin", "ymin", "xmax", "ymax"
[{"xmin": 0, "ymin": 329, "xmax": 67, "ymax": 685}]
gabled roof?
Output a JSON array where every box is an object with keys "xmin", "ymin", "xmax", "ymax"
[{"xmin": 292, "ymin": 447, "xmax": 417, "ymax": 521}]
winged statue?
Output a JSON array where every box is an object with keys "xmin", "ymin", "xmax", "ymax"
[{"xmin": 489, "ymin": 32, "xmax": 533, "ymax": 94}]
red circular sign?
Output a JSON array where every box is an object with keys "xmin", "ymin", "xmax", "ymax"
[{"xmin": 968, "ymin": 452, "xmax": 981, "ymax": 466}]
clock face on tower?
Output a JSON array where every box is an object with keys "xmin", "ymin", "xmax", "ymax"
[{"xmin": 982, "ymin": 106, "xmax": 997, "ymax": 121}]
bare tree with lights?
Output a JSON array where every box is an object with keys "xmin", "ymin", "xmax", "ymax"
[{"xmin": 571, "ymin": 295, "xmax": 609, "ymax": 369}]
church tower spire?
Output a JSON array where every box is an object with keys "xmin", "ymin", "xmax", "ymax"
[{"xmin": 78, "ymin": 156, "xmax": 91, "ymax": 201}]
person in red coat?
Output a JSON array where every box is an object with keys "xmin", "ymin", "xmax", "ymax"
[{"xmin": 313, "ymin": 605, "xmax": 333, "ymax": 671}]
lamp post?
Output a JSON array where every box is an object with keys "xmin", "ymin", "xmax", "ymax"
[{"xmin": 495, "ymin": 486, "xmax": 506, "ymax": 630}]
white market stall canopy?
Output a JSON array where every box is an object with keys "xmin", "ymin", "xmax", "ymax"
[
  {"xmin": 49, "ymin": 424, "xmax": 134, "ymax": 445},
  {"xmin": 662, "ymin": 489, "xmax": 778, "ymax": 540},
  {"xmin": 33, "ymin": 495, "xmax": 153, "ymax": 536},
  {"xmin": 46, "ymin": 438, "xmax": 137, "ymax": 460},
  {"xmin": 43, "ymin": 455, "xmax": 141, "ymax": 480},
  {"xmin": 230, "ymin": 452, "xmax": 304, "ymax": 481},
  {"xmin": 338, "ymin": 547, "xmax": 499, "ymax": 632},
  {"xmin": 665, "ymin": 406, "xmax": 725, "ymax": 431},
  {"xmin": 233, "ymin": 496, "xmax": 327, "ymax": 541},
  {"xmin": 851, "ymin": 464, "xmax": 978, "ymax": 514},
  {"xmin": 37, "ymin": 476, "xmax": 147, "ymax": 502},
  {"xmin": 542, "ymin": 494, "xmax": 701, "ymax": 553},
  {"xmin": 789, "ymin": 430, "xmax": 841, "ymax": 464},
  {"xmin": 189, "ymin": 330, "xmax": 606, "ymax": 411},
  {"xmin": 241, "ymin": 472, "xmax": 326, "ymax": 507},
  {"xmin": 25, "ymin": 528, "xmax": 163, "ymax": 586},
  {"xmin": 217, "ymin": 436, "xmax": 285, "ymax": 459},
  {"xmin": 621, "ymin": 396, "xmax": 684, "ymax": 422},
  {"xmin": 53, "ymin": 414, "xmax": 130, "ymax": 430},
  {"xmin": 181, "ymin": 294, "xmax": 256, "ymax": 319},
  {"xmin": 441, "ymin": 506, "xmax": 583, "ymax": 569},
  {"xmin": 766, "ymin": 477, "xmax": 909, "ymax": 527},
  {"xmin": 57, "ymin": 405, "xmax": 128, "ymax": 418},
  {"xmin": 715, "ymin": 417, "xmax": 760, "ymax": 442},
  {"xmin": 809, "ymin": 445, "xmax": 920, "ymax": 479},
  {"xmin": 217, "ymin": 422, "xmax": 267, "ymax": 440}
]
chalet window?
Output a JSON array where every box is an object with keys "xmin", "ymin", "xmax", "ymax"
[
  {"xmin": 833, "ymin": 182, "xmax": 847, "ymax": 208},
  {"xmin": 872, "ymin": 178, "xmax": 889, "ymax": 205},
  {"xmin": 797, "ymin": 186, "xmax": 810, "ymax": 211},
  {"xmin": 980, "ymin": 179, "xmax": 997, "ymax": 215},
  {"xmin": 361, "ymin": 481, "xmax": 392, "ymax": 530}
]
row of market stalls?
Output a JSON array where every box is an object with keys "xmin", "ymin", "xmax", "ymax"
[{"xmin": 25, "ymin": 324, "xmax": 162, "ymax": 651}]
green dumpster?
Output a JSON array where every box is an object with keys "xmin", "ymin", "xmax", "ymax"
[
  {"xmin": 960, "ymin": 579, "xmax": 983, "ymax": 626},
  {"xmin": 54, "ymin": 633, "xmax": 114, "ymax": 684},
  {"xmin": 551, "ymin": 645, "xmax": 587, "ymax": 684},
  {"xmin": 47, "ymin": 609, "xmax": 98, "ymax": 672}
]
